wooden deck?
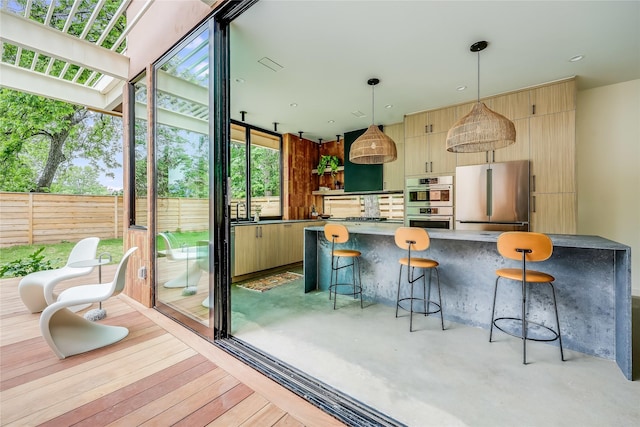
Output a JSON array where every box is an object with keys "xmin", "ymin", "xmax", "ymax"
[{"xmin": 0, "ymin": 266, "xmax": 344, "ymax": 426}]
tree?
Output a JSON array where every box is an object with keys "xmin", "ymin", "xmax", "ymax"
[
  {"xmin": 49, "ymin": 165, "xmax": 111, "ymax": 195},
  {"xmin": 0, "ymin": 88, "xmax": 122, "ymax": 193}
]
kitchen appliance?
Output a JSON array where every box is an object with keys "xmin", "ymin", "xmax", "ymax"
[
  {"xmin": 405, "ymin": 176, "xmax": 454, "ymax": 229},
  {"xmin": 455, "ymin": 160, "xmax": 529, "ymax": 231}
]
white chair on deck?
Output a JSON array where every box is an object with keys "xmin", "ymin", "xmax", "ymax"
[
  {"xmin": 158, "ymin": 232, "xmax": 202, "ymax": 289},
  {"xmin": 18, "ymin": 237, "xmax": 100, "ymax": 313},
  {"xmin": 39, "ymin": 247, "xmax": 137, "ymax": 359}
]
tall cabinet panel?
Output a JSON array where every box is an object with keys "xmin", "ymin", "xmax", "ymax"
[
  {"xmin": 383, "ymin": 123, "xmax": 405, "ymax": 191},
  {"xmin": 404, "ymin": 136, "xmax": 429, "ymax": 176},
  {"xmin": 529, "ymin": 111, "xmax": 575, "ymax": 193}
]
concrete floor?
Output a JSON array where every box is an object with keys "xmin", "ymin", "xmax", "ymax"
[{"xmin": 232, "ymin": 272, "xmax": 640, "ymax": 427}]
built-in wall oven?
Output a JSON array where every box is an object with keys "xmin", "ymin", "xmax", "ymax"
[{"xmin": 405, "ymin": 176, "xmax": 454, "ymax": 229}]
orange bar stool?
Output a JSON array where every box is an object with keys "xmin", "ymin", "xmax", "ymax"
[
  {"xmin": 394, "ymin": 227, "xmax": 444, "ymax": 332},
  {"xmin": 324, "ymin": 224, "xmax": 363, "ymax": 310},
  {"xmin": 490, "ymin": 231, "xmax": 565, "ymax": 364}
]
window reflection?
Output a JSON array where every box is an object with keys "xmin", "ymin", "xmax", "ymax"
[{"xmin": 154, "ymin": 26, "xmax": 212, "ymax": 330}]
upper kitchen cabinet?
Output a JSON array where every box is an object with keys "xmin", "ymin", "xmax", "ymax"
[
  {"xmin": 491, "ymin": 90, "xmax": 531, "ymax": 120},
  {"xmin": 383, "ymin": 123, "xmax": 405, "ymax": 191},
  {"xmin": 404, "ymin": 106, "xmax": 457, "ymax": 138},
  {"xmin": 530, "ymin": 79, "xmax": 576, "ymax": 116}
]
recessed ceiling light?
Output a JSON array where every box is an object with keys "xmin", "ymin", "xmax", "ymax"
[
  {"xmin": 384, "ymin": 104, "xmax": 393, "ymax": 109},
  {"xmin": 569, "ymin": 55, "xmax": 585, "ymax": 62},
  {"xmin": 290, "ymin": 102, "xmax": 298, "ymax": 107},
  {"xmin": 235, "ymin": 78, "xmax": 245, "ymax": 83},
  {"xmin": 327, "ymin": 120, "xmax": 335, "ymax": 124},
  {"xmin": 456, "ymin": 86, "xmax": 467, "ymax": 91}
]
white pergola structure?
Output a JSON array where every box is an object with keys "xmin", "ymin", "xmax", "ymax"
[{"xmin": 0, "ymin": 0, "xmax": 157, "ymax": 113}]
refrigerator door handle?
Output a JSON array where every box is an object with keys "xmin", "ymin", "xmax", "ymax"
[{"xmin": 486, "ymin": 168, "xmax": 493, "ymax": 217}]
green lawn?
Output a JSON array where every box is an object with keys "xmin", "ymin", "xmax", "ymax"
[{"xmin": 0, "ymin": 231, "xmax": 210, "ymax": 278}]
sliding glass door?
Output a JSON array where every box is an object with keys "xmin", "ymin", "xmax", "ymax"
[{"xmin": 153, "ymin": 24, "xmax": 213, "ymax": 334}]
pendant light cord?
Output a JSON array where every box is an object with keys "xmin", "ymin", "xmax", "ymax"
[
  {"xmin": 477, "ymin": 49, "xmax": 481, "ymax": 103},
  {"xmin": 371, "ymin": 83, "xmax": 375, "ymax": 124}
]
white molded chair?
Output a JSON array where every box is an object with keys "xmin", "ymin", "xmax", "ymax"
[
  {"xmin": 18, "ymin": 237, "xmax": 100, "ymax": 313},
  {"xmin": 39, "ymin": 247, "xmax": 138, "ymax": 359},
  {"xmin": 158, "ymin": 232, "xmax": 202, "ymax": 289}
]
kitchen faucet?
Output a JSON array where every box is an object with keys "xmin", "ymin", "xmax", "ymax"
[{"xmin": 236, "ymin": 202, "xmax": 246, "ymax": 221}]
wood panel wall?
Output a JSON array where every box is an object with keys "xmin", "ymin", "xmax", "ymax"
[{"xmin": 283, "ymin": 134, "xmax": 319, "ymax": 220}]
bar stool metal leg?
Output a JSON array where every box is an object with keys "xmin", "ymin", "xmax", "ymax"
[
  {"xmin": 489, "ymin": 277, "xmax": 500, "ymax": 342},
  {"xmin": 522, "ymin": 278, "xmax": 527, "ymax": 364},
  {"xmin": 550, "ymin": 282, "xmax": 565, "ymax": 361}
]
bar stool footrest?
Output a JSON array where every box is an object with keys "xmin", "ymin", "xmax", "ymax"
[
  {"xmin": 329, "ymin": 283, "xmax": 363, "ymax": 297},
  {"xmin": 493, "ymin": 317, "xmax": 560, "ymax": 342},
  {"xmin": 396, "ymin": 298, "xmax": 441, "ymax": 315}
]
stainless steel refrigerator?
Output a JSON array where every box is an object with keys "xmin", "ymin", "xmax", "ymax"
[{"xmin": 455, "ymin": 160, "xmax": 529, "ymax": 231}]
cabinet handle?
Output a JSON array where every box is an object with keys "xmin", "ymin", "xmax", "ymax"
[
  {"xmin": 259, "ymin": 226, "xmax": 262, "ymax": 238},
  {"xmin": 430, "ymin": 161, "xmax": 433, "ymax": 172},
  {"xmin": 532, "ymin": 175, "xmax": 536, "ymax": 192},
  {"xmin": 485, "ymin": 152, "xmax": 488, "ymax": 163},
  {"xmin": 425, "ymin": 125, "xmax": 429, "ymax": 134},
  {"xmin": 255, "ymin": 227, "xmax": 259, "ymax": 238},
  {"xmin": 532, "ymin": 196, "xmax": 536, "ymax": 213},
  {"xmin": 491, "ymin": 150, "xmax": 495, "ymax": 163},
  {"xmin": 425, "ymin": 162, "xmax": 429, "ymax": 173},
  {"xmin": 532, "ymin": 104, "xmax": 536, "ymax": 115},
  {"xmin": 429, "ymin": 124, "xmax": 433, "ymax": 133}
]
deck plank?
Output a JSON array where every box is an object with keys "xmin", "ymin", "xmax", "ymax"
[{"xmin": 0, "ymin": 272, "xmax": 344, "ymax": 427}]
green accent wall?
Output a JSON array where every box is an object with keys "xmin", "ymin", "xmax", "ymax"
[{"xmin": 344, "ymin": 127, "xmax": 383, "ymax": 192}]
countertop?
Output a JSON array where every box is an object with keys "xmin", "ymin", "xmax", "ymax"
[
  {"xmin": 231, "ymin": 219, "xmax": 324, "ymax": 226},
  {"xmin": 305, "ymin": 224, "xmax": 630, "ymax": 251}
]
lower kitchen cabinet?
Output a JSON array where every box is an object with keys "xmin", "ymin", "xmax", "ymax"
[
  {"xmin": 233, "ymin": 221, "xmax": 317, "ymax": 277},
  {"xmin": 233, "ymin": 224, "xmax": 277, "ymax": 276}
]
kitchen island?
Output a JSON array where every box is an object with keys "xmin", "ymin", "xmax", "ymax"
[{"xmin": 304, "ymin": 225, "xmax": 633, "ymax": 380}]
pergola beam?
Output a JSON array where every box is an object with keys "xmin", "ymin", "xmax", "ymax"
[
  {"xmin": 0, "ymin": 10, "xmax": 129, "ymax": 80},
  {"xmin": 0, "ymin": 63, "xmax": 114, "ymax": 110}
]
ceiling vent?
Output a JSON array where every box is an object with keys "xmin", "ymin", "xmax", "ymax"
[
  {"xmin": 351, "ymin": 110, "xmax": 366, "ymax": 118},
  {"xmin": 258, "ymin": 57, "xmax": 284, "ymax": 72}
]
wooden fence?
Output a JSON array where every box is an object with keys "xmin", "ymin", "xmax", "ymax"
[{"xmin": 0, "ymin": 192, "xmax": 282, "ymax": 248}]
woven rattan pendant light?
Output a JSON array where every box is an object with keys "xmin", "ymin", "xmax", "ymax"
[
  {"xmin": 446, "ymin": 41, "xmax": 516, "ymax": 153},
  {"xmin": 349, "ymin": 78, "xmax": 397, "ymax": 164}
]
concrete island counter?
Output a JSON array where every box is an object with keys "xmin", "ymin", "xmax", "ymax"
[{"xmin": 303, "ymin": 225, "xmax": 633, "ymax": 380}]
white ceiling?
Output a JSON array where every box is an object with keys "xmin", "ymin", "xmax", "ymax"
[{"xmin": 230, "ymin": 0, "xmax": 640, "ymax": 143}]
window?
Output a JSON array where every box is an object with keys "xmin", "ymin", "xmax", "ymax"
[
  {"xmin": 230, "ymin": 121, "xmax": 282, "ymax": 220},
  {"xmin": 129, "ymin": 72, "xmax": 148, "ymax": 226}
]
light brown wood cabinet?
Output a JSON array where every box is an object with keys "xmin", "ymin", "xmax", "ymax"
[
  {"xmin": 530, "ymin": 193, "xmax": 576, "ymax": 234},
  {"xmin": 233, "ymin": 221, "xmax": 316, "ymax": 277},
  {"xmin": 529, "ymin": 110, "xmax": 575, "ymax": 193},
  {"xmin": 530, "ymin": 80, "xmax": 576, "ymax": 116},
  {"xmin": 404, "ymin": 132, "xmax": 456, "ymax": 177},
  {"xmin": 233, "ymin": 224, "xmax": 278, "ymax": 276},
  {"xmin": 404, "ymin": 135, "xmax": 429, "ymax": 176},
  {"xmin": 383, "ymin": 123, "xmax": 405, "ymax": 190},
  {"xmin": 404, "ymin": 106, "xmax": 457, "ymax": 138}
]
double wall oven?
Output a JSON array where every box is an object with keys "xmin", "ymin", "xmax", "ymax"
[{"xmin": 405, "ymin": 176, "xmax": 454, "ymax": 229}]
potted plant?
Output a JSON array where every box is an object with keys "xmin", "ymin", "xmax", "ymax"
[{"xmin": 317, "ymin": 155, "xmax": 340, "ymax": 177}]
